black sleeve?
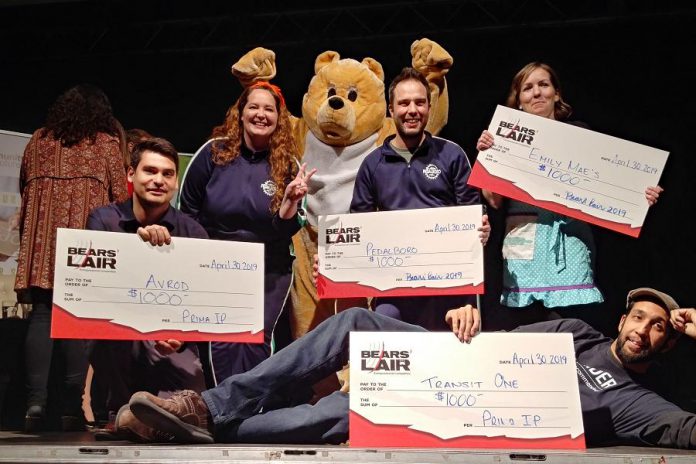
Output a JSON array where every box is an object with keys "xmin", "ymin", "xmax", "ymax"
[{"xmin": 624, "ymin": 391, "xmax": 696, "ymax": 449}]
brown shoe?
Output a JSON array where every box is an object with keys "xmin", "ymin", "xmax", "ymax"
[
  {"xmin": 129, "ymin": 390, "xmax": 213, "ymax": 444},
  {"xmin": 113, "ymin": 404, "xmax": 175, "ymax": 443}
]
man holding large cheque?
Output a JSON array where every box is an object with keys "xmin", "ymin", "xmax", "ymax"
[
  {"xmin": 87, "ymin": 138, "xmax": 209, "ymax": 427},
  {"xmin": 347, "ymin": 67, "xmax": 490, "ymax": 330},
  {"xmin": 115, "ymin": 287, "xmax": 696, "ymax": 450}
]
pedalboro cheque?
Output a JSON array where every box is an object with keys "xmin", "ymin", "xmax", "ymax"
[
  {"xmin": 349, "ymin": 332, "xmax": 585, "ymax": 449},
  {"xmin": 317, "ymin": 205, "xmax": 484, "ymax": 298},
  {"xmin": 469, "ymin": 105, "xmax": 669, "ymax": 237},
  {"xmin": 51, "ymin": 228, "xmax": 264, "ymax": 342}
]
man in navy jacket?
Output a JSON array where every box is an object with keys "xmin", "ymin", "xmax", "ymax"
[
  {"xmin": 350, "ymin": 67, "xmax": 489, "ymax": 330},
  {"xmin": 87, "ymin": 138, "xmax": 208, "ymax": 431}
]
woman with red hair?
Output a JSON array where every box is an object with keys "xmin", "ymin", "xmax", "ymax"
[{"xmin": 180, "ymin": 82, "xmax": 314, "ymax": 382}]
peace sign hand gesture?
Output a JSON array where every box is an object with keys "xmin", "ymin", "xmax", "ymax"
[{"xmin": 279, "ymin": 163, "xmax": 317, "ymax": 219}]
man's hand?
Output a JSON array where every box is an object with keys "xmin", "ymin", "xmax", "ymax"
[
  {"xmin": 137, "ymin": 225, "xmax": 172, "ymax": 246},
  {"xmin": 671, "ymin": 308, "xmax": 696, "ymax": 339},
  {"xmin": 445, "ymin": 305, "xmax": 481, "ymax": 343},
  {"xmin": 154, "ymin": 339, "xmax": 183, "ymax": 356}
]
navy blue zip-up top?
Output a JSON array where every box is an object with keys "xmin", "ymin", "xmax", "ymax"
[
  {"xmin": 87, "ymin": 198, "xmax": 208, "ymax": 240},
  {"xmin": 350, "ymin": 132, "xmax": 479, "ymax": 212},
  {"xmin": 179, "ymin": 140, "xmax": 300, "ymax": 273},
  {"xmin": 349, "ymin": 132, "xmax": 481, "ymax": 330}
]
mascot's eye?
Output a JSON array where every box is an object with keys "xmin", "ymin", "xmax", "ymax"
[
  {"xmin": 328, "ymin": 88, "xmax": 337, "ymax": 97},
  {"xmin": 347, "ymin": 89, "xmax": 358, "ymax": 102}
]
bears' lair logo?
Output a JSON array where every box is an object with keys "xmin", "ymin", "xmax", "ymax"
[
  {"xmin": 325, "ymin": 226, "xmax": 361, "ymax": 244},
  {"xmin": 67, "ymin": 245, "xmax": 117, "ymax": 269},
  {"xmin": 361, "ymin": 343, "xmax": 411, "ymax": 372},
  {"xmin": 496, "ymin": 120, "xmax": 536, "ymax": 145}
]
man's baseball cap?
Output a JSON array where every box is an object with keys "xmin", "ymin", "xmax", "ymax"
[{"xmin": 626, "ymin": 287, "xmax": 679, "ymax": 312}]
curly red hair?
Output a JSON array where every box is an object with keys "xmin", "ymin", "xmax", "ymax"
[{"xmin": 210, "ymin": 84, "xmax": 298, "ymax": 213}]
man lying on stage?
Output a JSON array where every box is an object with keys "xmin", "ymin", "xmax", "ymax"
[{"xmin": 116, "ymin": 287, "xmax": 696, "ymax": 449}]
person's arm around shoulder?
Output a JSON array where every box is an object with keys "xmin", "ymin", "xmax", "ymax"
[
  {"xmin": 476, "ymin": 130, "xmax": 504, "ymax": 209},
  {"xmin": 445, "ymin": 305, "xmax": 481, "ymax": 344}
]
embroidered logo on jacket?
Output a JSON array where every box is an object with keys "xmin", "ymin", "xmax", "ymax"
[
  {"xmin": 260, "ymin": 180, "xmax": 277, "ymax": 197},
  {"xmin": 422, "ymin": 164, "xmax": 442, "ymax": 180}
]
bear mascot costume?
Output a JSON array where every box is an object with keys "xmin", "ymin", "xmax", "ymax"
[{"xmin": 229, "ymin": 38, "xmax": 453, "ymax": 340}]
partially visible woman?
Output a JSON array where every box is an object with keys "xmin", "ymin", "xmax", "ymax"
[
  {"xmin": 15, "ymin": 85, "xmax": 129, "ymax": 431},
  {"xmin": 477, "ymin": 62, "xmax": 662, "ymax": 329},
  {"xmin": 179, "ymin": 82, "xmax": 314, "ymax": 383}
]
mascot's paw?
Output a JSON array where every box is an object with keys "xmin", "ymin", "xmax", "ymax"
[
  {"xmin": 410, "ymin": 38, "xmax": 453, "ymax": 79},
  {"xmin": 231, "ymin": 47, "xmax": 277, "ymax": 87}
]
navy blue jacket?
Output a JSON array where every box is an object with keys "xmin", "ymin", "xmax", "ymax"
[
  {"xmin": 86, "ymin": 198, "xmax": 208, "ymax": 239},
  {"xmin": 349, "ymin": 133, "xmax": 481, "ymax": 330},
  {"xmin": 350, "ymin": 132, "xmax": 479, "ymax": 212},
  {"xmin": 179, "ymin": 140, "xmax": 301, "ymax": 273}
]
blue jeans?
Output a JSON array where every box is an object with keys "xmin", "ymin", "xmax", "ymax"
[{"xmin": 201, "ymin": 308, "xmax": 426, "ymax": 443}]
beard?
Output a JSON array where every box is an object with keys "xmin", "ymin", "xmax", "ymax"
[
  {"xmin": 614, "ymin": 336, "xmax": 664, "ymax": 365},
  {"xmin": 394, "ymin": 118, "xmax": 426, "ymax": 146}
]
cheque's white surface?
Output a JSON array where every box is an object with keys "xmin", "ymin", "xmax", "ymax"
[
  {"xmin": 53, "ymin": 228, "xmax": 263, "ymax": 334},
  {"xmin": 350, "ymin": 332, "xmax": 583, "ymax": 440},
  {"xmin": 479, "ymin": 105, "xmax": 667, "ymax": 228},
  {"xmin": 319, "ymin": 206, "xmax": 483, "ymax": 292}
]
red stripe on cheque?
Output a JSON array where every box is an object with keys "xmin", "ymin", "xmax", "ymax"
[
  {"xmin": 349, "ymin": 411, "xmax": 585, "ymax": 449},
  {"xmin": 317, "ymin": 275, "xmax": 484, "ymax": 299},
  {"xmin": 50, "ymin": 304, "xmax": 263, "ymax": 343},
  {"xmin": 468, "ymin": 162, "xmax": 641, "ymax": 237}
]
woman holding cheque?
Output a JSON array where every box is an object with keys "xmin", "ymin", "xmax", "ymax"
[
  {"xmin": 179, "ymin": 82, "xmax": 315, "ymax": 382},
  {"xmin": 477, "ymin": 62, "xmax": 662, "ymax": 327}
]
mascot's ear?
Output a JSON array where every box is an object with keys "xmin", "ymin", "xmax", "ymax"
[
  {"xmin": 361, "ymin": 57, "xmax": 384, "ymax": 82},
  {"xmin": 315, "ymin": 51, "xmax": 340, "ymax": 74}
]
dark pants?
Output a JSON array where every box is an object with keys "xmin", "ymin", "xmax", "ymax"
[
  {"xmin": 89, "ymin": 340, "xmax": 205, "ymax": 415},
  {"xmin": 209, "ymin": 271, "xmax": 291, "ymax": 383},
  {"xmin": 24, "ymin": 288, "xmax": 88, "ymax": 415},
  {"xmin": 202, "ymin": 308, "xmax": 426, "ymax": 443},
  {"xmin": 374, "ymin": 294, "xmax": 476, "ymax": 331}
]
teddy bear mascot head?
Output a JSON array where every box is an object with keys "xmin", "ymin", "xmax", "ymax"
[{"xmin": 231, "ymin": 39, "xmax": 453, "ymax": 340}]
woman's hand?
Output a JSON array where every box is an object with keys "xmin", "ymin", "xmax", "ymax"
[
  {"xmin": 479, "ymin": 214, "xmax": 491, "ymax": 246},
  {"xmin": 476, "ymin": 130, "xmax": 494, "ymax": 151},
  {"xmin": 645, "ymin": 185, "xmax": 663, "ymax": 206},
  {"xmin": 279, "ymin": 163, "xmax": 317, "ymax": 219}
]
